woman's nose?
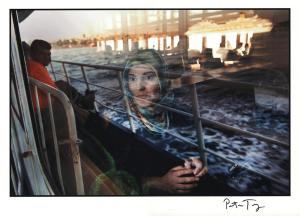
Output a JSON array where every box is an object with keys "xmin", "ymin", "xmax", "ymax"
[{"xmin": 137, "ymin": 79, "xmax": 146, "ymax": 91}]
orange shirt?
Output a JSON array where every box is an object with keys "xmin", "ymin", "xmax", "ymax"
[{"xmin": 27, "ymin": 59, "xmax": 57, "ymax": 110}]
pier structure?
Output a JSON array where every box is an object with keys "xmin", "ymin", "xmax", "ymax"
[{"xmin": 92, "ymin": 10, "xmax": 289, "ymax": 112}]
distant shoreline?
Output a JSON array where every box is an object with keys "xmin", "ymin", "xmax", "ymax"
[{"xmin": 52, "ymin": 45, "xmax": 96, "ymax": 50}]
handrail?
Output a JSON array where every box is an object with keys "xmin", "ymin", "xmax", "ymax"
[
  {"xmin": 147, "ymin": 101, "xmax": 289, "ymax": 147},
  {"xmin": 50, "ymin": 62, "xmax": 289, "ymax": 148},
  {"xmin": 29, "ymin": 77, "xmax": 85, "ymax": 195},
  {"xmin": 53, "ymin": 60, "xmax": 124, "ymax": 71},
  {"xmin": 49, "ymin": 60, "xmax": 289, "ymax": 188}
]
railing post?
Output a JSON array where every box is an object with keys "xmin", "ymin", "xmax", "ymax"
[
  {"xmin": 80, "ymin": 65, "xmax": 99, "ymax": 112},
  {"xmin": 190, "ymin": 84, "xmax": 207, "ymax": 167},
  {"xmin": 47, "ymin": 93, "xmax": 66, "ymax": 195},
  {"xmin": 80, "ymin": 66, "xmax": 90, "ymax": 91},
  {"xmin": 62, "ymin": 63, "xmax": 70, "ymax": 84},
  {"xmin": 33, "ymin": 86, "xmax": 52, "ymax": 175},
  {"xmin": 117, "ymin": 71, "xmax": 135, "ymax": 133},
  {"xmin": 50, "ymin": 62, "xmax": 57, "ymax": 81}
]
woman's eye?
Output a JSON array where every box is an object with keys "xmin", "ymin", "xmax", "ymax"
[
  {"xmin": 146, "ymin": 75, "xmax": 155, "ymax": 80},
  {"xmin": 129, "ymin": 76, "xmax": 136, "ymax": 82}
]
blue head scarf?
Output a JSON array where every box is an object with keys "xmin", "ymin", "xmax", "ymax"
[{"xmin": 123, "ymin": 49, "xmax": 172, "ymax": 133}]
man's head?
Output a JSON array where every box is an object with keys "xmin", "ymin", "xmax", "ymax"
[{"xmin": 30, "ymin": 39, "xmax": 52, "ymax": 66}]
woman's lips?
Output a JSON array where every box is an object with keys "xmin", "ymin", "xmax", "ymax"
[{"xmin": 135, "ymin": 95, "xmax": 149, "ymax": 99}]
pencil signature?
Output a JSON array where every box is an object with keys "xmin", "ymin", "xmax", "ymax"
[{"xmin": 223, "ymin": 198, "xmax": 265, "ymax": 212}]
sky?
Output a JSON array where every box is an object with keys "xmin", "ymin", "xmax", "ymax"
[{"xmin": 19, "ymin": 10, "xmax": 118, "ymax": 42}]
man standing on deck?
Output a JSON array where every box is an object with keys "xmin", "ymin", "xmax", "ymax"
[
  {"xmin": 26, "ymin": 39, "xmax": 98, "ymax": 193},
  {"xmin": 26, "ymin": 40, "xmax": 57, "ymax": 110},
  {"xmin": 26, "ymin": 39, "xmax": 95, "ymax": 111}
]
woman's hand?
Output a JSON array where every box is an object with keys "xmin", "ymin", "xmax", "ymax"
[
  {"xmin": 144, "ymin": 166, "xmax": 200, "ymax": 194},
  {"xmin": 184, "ymin": 157, "xmax": 208, "ymax": 177}
]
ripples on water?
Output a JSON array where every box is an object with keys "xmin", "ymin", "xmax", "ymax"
[{"xmin": 51, "ymin": 47, "xmax": 290, "ymax": 195}]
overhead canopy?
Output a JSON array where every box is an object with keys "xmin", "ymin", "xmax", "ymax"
[
  {"xmin": 185, "ymin": 20, "xmax": 220, "ymax": 34},
  {"xmin": 16, "ymin": 10, "xmax": 34, "ymax": 23},
  {"xmin": 186, "ymin": 15, "xmax": 273, "ymax": 35}
]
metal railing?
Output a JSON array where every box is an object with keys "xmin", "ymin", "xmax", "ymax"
[
  {"xmin": 50, "ymin": 60, "xmax": 289, "ymax": 147},
  {"xmin": 50, "ymin": 60, "xmax": 289, "ymax": 188},
  {"xmin": 29, "ymin": 77, "xmax": 85, "ymax": 195}
]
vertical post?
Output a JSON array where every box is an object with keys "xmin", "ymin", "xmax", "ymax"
[
  {"xmin": 123, "ymin": 35, "xmax": 129, "ymax": 53},
  {"xmin": 80, "ymin": 66, "xmax": 98, "ymax": 112},
  {"xmin": 246, "ymin": 33, "xmax": 249, "ymax": 44},
  {"xmin": 47, "ymin": 93, "xmax": 66, "ymax": 195},
  {"xmin": 62, "ymin": 63, "xmax": 70, "ymax": 84},
  {"xmin": 236, "ymin": 33, "xmax": 241, "ymax": 48},
  {"xmin": 145, "ymin": 34, "xmax": 149, "ymax": 49},
  {"xmin": 157, "ymin": 35, "xmax": 161, "ymax": 50},
  {"xmin": 181, "ymin": 56, "xmax": 186, "ymax": 73},
  {"xmin": 162, "ymin": 10, "xmax": 167, "ymax": 54},
  {"xmin": 33, "ymin": 86, "xmax": 52, "ymax": 175},
  {"xmin": 121, "ymin": 11, "xmax": 129, "ymax": 53},
  {"xmin": 190, "ymin": 84, "xmax": 207, "ymax": 167},
  {"xmin": 178, "ymin": 10, "xmax": 189, "ymax": 60},
  {"xmin": 114, "ymin": 35, "xmax": 118, "ymax": 51},
  {"xmin": 171, "ymin": 10, "xmax": 175, "ymax": 24},
  {"xmin": 117, "ymin": 71, "xmax": 135, "ymax": 133},
  {"xmin": 80, "ymin": 66, "xmax": 90, "ymax": 90},
  {"xmin": 221, "ymin": 35, "xmax": 226, "ymax": 47},
  {"xmin": 50, "ymin": 62, "xmax": 57, "ymax": 81},
  {"xmin": 202, "ymin": 36, "xmax": 207, "ymax": 51}
]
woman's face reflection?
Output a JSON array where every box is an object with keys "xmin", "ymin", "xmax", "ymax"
[{"xmin": 128, "ymin": 64, "xmax": 161, "ymax": 108}]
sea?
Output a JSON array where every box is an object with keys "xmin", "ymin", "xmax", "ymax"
[{"xmin": 50, "ymin": 47, "xmax": 290, "ymax": 195}]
